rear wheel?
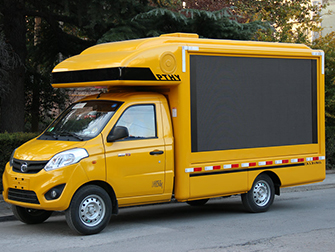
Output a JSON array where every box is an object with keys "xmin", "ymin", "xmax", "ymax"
[
  {"xmin": 65, "ymin": 185, "xmax": 112, "ymax": 235},
  {"xmin": 186, "ymin": 199, "xmax": 209, "ymax": 206},
  {"xmin": 241, "ymin": 174, "xmax": 275, "ymax": 213},
  {"xmin": 12, "ymin": 205, "xmax": 52, "ymax": 224}
]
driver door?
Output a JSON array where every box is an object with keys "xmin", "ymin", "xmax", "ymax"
[{"xmin": 104, "ymin": 103, "xmax": 166, "ymax": 204}]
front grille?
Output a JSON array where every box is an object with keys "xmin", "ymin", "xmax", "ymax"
[
  {"xmin": 12, "ymin": 158, "xmax": 48, "ymax": 174},
  {"xmin": 8, "ymin": 188, "xmax": 40, "ymax": 204}
]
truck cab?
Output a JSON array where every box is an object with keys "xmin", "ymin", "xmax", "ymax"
[{"xmin": 3, "ymin": 92, "xmax": 174, "ymax": 234}]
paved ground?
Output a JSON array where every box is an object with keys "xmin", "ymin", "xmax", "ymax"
[{"xmin": 1, "ymin": 170, "xmax": 335, "ymax": 221}]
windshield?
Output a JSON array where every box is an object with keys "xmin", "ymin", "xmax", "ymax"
[{"xmin": 39, "ymin": 100, "xmax": 123, "ymax": 141}]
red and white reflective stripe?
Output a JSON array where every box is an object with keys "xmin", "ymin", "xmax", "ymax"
[
  {"xmin": 259, "ymin": 161, "xmax": 273, "ymax": 166},
  {"xmin": 291, "ymin": 158, "xmax": 305, "ymax": 163},
  {"xmin": 205, "ymin": 165, "xmax": 221, "ymax": 171},
  {"xmin": 306, "ymin": 156, "xmax": 325, "ymax": 161},
  {"xmin": 185, "ymin": 156, "xmax": 325, "ymax": 173},
  {"xmin": 241, "ymin": 162, "xmax": 256, "ymax": 167},
  {"xmin": 224, "ymin": 164, "xmax": 239, "ymax": 169},
  {"xmin": 275, "ymin": 159, "xmax": 289, "ymax": 164},
  {"xmin": 185, "ymin": 167, "xmax": 202, "ymax": 172},
  {"xmin": 185, "ymin": 167, "xmax": 202, "ymax": 173}
]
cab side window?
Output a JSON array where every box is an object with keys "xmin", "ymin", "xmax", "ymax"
[{"xmin": 115, "ymin": 105, "xmax": 156, "ymax": 139}]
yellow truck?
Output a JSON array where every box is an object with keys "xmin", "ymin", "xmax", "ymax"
[{"xmin": 2, "ymin": 33, "xmax": 325, "ymax": 235}]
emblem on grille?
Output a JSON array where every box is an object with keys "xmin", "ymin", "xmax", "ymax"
[{"xmin": 20, "ymin": 162, "xmax": 28, "ymax": 173}]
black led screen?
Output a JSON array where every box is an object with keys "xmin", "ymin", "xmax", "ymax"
[{"xmin": 190, "ymin": 55, "xmax": 318, "ymax": 152}]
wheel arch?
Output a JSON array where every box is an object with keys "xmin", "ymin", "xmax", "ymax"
[
  {"xmin": 77, "ymin": 180, "xmax": 119, "ymax": 214},
  {"xmin": 260, "ymin": 171, "xmax": 281, "ymax": 196}
]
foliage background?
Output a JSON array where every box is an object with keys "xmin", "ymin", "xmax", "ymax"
[
  {"xmin": 0, "ymin": 0, "xmax": 270, "ymax": 133},
  {"xmin": 312, "ymin": 32, "xmax": 335, "ymax": 169}
]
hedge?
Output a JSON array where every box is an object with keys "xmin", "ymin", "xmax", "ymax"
[
  {"xmin": 326, "ymin": 126, "xmax": 335, "ymax": 170},
  {"xmin": 0, "ymin": 132, "xmax": 39, "ymax": 191}
]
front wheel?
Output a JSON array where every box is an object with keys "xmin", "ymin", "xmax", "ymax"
[
  {"xmin": 241, "ymin": 174, "xmax": 275, "ymax": 213},
  {"xmin": 65, "ymin": 185, "xmax": 112, "ymax": 235},
  {"xmin": 12, "ymin": 205, "xmax": 52, "ymax": 224}
]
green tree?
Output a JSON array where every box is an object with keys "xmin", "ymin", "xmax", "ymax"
[
  {"xmin": 0, "ymin": 32, "xmax": 23, "ymax": 99},
  {"xmin": 174, "ymin": 0, "xmax": 230, "ymax": 11},
  {"xmin": 0, "ymin": 0, "xmax": 161, "ymax": 132},
  {"xmin": 1, "ymin": 0, "xmax": 27, "ymax": 132},
  {"xmin": 0, "ymin": 0, "xmax": 270, "ymax": 133},
  {"xmin": 312, "ymin": 32, "xmax": 335, "ymax": 125},
  {"xmin": 178, "ymin": 0, "xmax": 327, "ymax": 44},
  {"xmin": 230, "ymin": 0, "xmax": 326, "ymax": 43},
  {"xmin": 98, "ymin": 7, "xmax": 268, "ymax": 43},
  {"xmin": 312, "ymin": 32, "xmax": 335, "ymax": 169}
]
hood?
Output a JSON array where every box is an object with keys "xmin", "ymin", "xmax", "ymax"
[{"xmin": 14, "ymin": 138, "xmax": 87, "ymax": 161}]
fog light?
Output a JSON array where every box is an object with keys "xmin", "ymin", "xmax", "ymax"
[
  {"xmin": 45, "ymin": 184, "xmax": 65, "ymax": 201},
  {"xmin": 50, "ymin": 190, "xmax": 58, "ymax": 199}
]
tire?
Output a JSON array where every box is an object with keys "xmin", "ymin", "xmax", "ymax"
[
  {"xmin": 12, "ymin": 205, "xmax": 52, "ymax": 224},
  {"xmin": 241, "ymin": 174, "xmax": 275, "ymax": 213},
  {"xmin": 186, "ymin": 199, "xmax": 209, "ymax": 206},
  {"xmin": 65, "ymin": 185, "xmax": 112, "ymax": 235}
]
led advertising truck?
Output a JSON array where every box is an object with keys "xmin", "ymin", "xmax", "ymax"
[{"xmin": 2, "ymin": 33, "xmax": 325, "ymax": 234}]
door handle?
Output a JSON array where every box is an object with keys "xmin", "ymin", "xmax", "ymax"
[{"xmin": 150, "ymin": 150, "xmax": 164, "ymax": 155}]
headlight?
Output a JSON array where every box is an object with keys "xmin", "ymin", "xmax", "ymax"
[
  {"xmin": 44, "ymin": 148, "xmax": 89, "ymax": 171},
  {"xmin": 9, "ymin": 149, "xmax": 16, "ymax": 167}
]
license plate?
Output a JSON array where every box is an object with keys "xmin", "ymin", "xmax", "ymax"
[{"xmin": 11, "ymin": 176, "xmax": 30, "ymax": 190}]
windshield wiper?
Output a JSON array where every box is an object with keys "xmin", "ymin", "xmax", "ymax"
[
  {"xmin": 45, "ymin": 131, "xmax": 59, "ymax": 140},
  {"xmin": 59, "ymin": 131, "xmax": 84, "ymax": 141}
]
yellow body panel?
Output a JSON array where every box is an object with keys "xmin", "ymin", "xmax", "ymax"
[
  {"xmin": 100, "ymin": 93, "xmax": 174, "ymax": 206},
  {"xmin": 2, "ymin": 33, "xmax": 325, "ymax": 213}
]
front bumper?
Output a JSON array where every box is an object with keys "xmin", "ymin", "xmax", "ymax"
[{"xmin": 2, "ymin": 162, "xmax": 89, "ymax": 211}]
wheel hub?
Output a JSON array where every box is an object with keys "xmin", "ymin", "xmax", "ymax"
[
  {"xmin": 253, "ymin": 180, "xmax": 270, "ymax": 207},
  {"xmin": 79, "ymin": 195, "xmax": 106, "ymax": 227}
]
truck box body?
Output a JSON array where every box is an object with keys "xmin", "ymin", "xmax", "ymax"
[
  {"xmin": 2, "ymin": 33, "xmax": 325, "ymax": 234},
  {"xmin": 52, "ymin": 33, "xmax": 325, "ymax": 201}
]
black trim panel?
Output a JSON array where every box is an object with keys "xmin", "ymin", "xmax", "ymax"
[
  {"xmin": 189, "ymin": 163, "xmax": 305, "ymax": 177},
  {"xmin": 8, "ymin": 188, "xmax": 40, "ymax": 204},
  {"xmin": 12, "ymin": 158, "xmax": 48, "ymax": 174},
  {"xmin": 52, "ymin": 67, "xmax": 157, "ymax": 84}
]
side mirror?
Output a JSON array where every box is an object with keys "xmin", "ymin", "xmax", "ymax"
[{"xmin": 107, "ymin": 126, "xmax": 129, "ymax": 142}]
